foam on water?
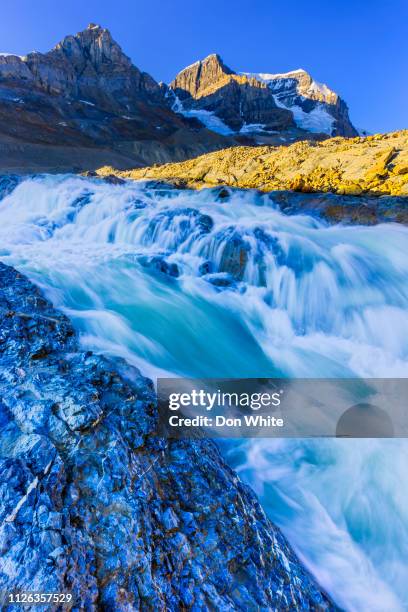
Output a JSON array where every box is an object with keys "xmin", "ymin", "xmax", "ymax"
[{"xmin": 1, "ymin": 174, "xmax": 408, "ymax": 610}]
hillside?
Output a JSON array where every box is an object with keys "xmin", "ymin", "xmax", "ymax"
[{"xmin": 99, "ymin": 131, "xmax": 408, "ymax": 197}]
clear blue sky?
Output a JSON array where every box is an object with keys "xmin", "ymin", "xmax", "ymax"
[{"xmin": 0, "ymin": 0, "xmax": 406, "ymax": 133}]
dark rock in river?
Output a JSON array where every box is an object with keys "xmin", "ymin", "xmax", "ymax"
[
  {"xmin": 270, "ymin": 191, "xmax": 408, "ymax": 225},
  {"xmin": 206, "ymin": 273, "xmax": 235, "ymax": 288},
  {"xmin": 0, "ymin": 175, "xmax": 20, "ymax": 200},
  {"xmin": 100, "ymin": 174, "xmax": 126, "ymax": 185},
  {"xmin": 198, "ymin": 260, "xmax": 214, "ymax": 275},
  {"xmin": 213, "ymin": 186, "xmax": 232, "ymax": 201},
  {"xmin": 217, "ymin": 227, "xmax": 250, "ymax": 280},
  {"xmin": 0, "ymin": 263, "xmax": 336, "ymax": 610},
  {"xmin": 140, "ymin": 255, "xmax": 180, "ymax": 278}
]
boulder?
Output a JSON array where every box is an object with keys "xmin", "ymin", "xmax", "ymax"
[{"xmin": 0, "ymin": 262, "xmax": 336, "ymax": 609}]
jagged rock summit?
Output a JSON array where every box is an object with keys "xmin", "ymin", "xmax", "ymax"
[
  {"xmin": 0, "ymin": 25, "xmax": 240, "ymax": 172},
  {"xmin": 170, "ymin": 54, "xmax": 357, "ymax": 137},
  {"xmin": 0, "ymin": 23, "xmax": 162, "ymax": 112},
  {"xmin": 170, "ymin": 53, "xmax": 294, "ymax": 132},
  {"xmin": 28, "ymin": 23, "xmax": 162, "ymax": 109}
]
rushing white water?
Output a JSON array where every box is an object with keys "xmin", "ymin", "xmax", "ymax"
[{"xmin": 1, "ymin": 174, "xmax": 408, "ymax": 611}]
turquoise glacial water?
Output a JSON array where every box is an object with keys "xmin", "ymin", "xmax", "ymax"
[{"xmin": 1, "ymin": 174, "xmax": 407, "ymax": 611}]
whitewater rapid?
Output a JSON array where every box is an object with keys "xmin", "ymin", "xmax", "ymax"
[{"xmin": 1, "ymin": 174, "xmax": 407, "ymax": 611}]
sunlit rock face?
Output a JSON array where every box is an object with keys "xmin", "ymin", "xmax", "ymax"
[
  {"xmin": 170, "ymin": 54, "xmax": 357, "ymax": 137},
  {"xmin": 116, "ymin": 130, "xmax": 408, "ymax": 198},
  {"xmin": 24, "ymin": 24, "xmax": 162, "ymax": 109},
  {"xmin": 170, "ymin": 53, "xmax": 295, "ymax": 132},
  {"xmin": 0, "ymin": 24, "xmax": 171, "ymax": 128},
  {"xmin": 0, "ymin": 261, "xmax": 334, "ymax": 610}
]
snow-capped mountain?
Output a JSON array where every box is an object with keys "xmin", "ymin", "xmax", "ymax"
[
  {"xmin": 244, "ymin": 69, "xmax": 356, "ymax": 136},
  {"xmin": 170, "ymin": 54, "xmax": 295, "ymax": 135},
  {"xmin": 170, "ymin": 56, "xmax": 357, "ymax": 138},
  {"xmin": 0, "ymin": 25, "xmax": 359, "ymax": 173}
]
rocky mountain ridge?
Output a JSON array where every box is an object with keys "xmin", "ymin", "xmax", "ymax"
[
  {"xmin": 170, "ymin": 54, "xmax": 357, "ymax": 138},
  {"xmin": 0, "ymin": 24, "xmax": 242, "ymax": 172},
  {"xmin": 170, "ymin": 54, "xmax": 295, "ymax": 132},
  {"xmin": 0, "ymin": 23, "xmax": 359, "ymax": 172},
  {"xmin": 24, "ymin": 23, "xmax": 162, "ymax": 108},
  {"xmin": 247, "ymin": 69, "xmax": 357, "ymax": 137}
]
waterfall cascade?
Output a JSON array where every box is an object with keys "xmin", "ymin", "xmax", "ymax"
[{"xmin": 1, "ymin": 174, "xmax": 407, "ymax": 611}]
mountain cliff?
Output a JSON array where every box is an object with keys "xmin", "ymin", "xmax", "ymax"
[
  {"xmin": 170, "ymin": 54, "xmax": 294, "ymax": 132},
  {"xmin": 170, "ymin": 55, "xmax": 357, "ymax": 138},
  {"xmin": 0, "ymin": 25, "xmax": 240, "ymax": 172},
  {"xmin": 23, "ymin": 22, "xmax": 162, "ymax": 108},
  {"xmin": 0, "ymin": 24, "xmax": 359, "ymax": 172},
  {"xmin": 247, "ymin": 69, "xmax": 358, "ymax": 137}
]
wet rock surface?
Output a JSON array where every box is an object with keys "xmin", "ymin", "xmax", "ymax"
[
  {"xmin": 0, "ymin": 263, "xmax": 336, "ymax": 610},
  {"xmin": 139, "ymin": 255, "xmax": 180, "ymax": 278},
  {"xmin": 0, "ymin": 175, "xmax": 20, "ymax": 201},
  {"xmin": 216, "ymin": 228, "xmax": 250, "ymax": 280},
  {"xmin": 271, "ymin": 190, "xmax": 408, "ymax": 224}
]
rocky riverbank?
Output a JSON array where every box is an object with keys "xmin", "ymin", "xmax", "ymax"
[
  {"xmin": 98, "ymin": 130, "xmax": 408, "ymax": 198},
  {"xmin": 0, "ymin": 263, "xmax": 335, "ymax": 610}
]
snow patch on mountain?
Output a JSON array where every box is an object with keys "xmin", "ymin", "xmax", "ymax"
[
  {"xmin": 180, "ymin": 108, "xmax": 234, "ymax": 135},
  {"xmin": 249, "ymin": 69, "xmax": 305, "ymax": 80},
  {"xmin": 307, "ymin": 79, "xmax": 333, "ymax": 98},
  {"xmin": 171, "ymin": 94, "xmax": 234, "ymax": 135},
  {"xmin": 239, "ymin": 123, "xmax": 273, "ymax": 134},
  {"xmin": 247, "ymin": 70, "xmax": 335, "ymax": 99},
  {"xmin": 290, "ymin": 104, "xmax": 334, "ymax": 134},
  {"xmin": 270, "ymin": 93, "xmax": 333, "ymax": 134},
  {"xmin": 242, "ymin": 70, "xmax": 337, "ymax": 134}
]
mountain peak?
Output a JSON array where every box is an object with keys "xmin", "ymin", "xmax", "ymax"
[
  {"xmin": 16, "ymin": 24, "xmax": 163, "ymax": 113},
  {"xmin": 203, "ymin": 53, "xmax": 224, "ymax": 63},
  {"xmin": 171, "ymin": 55, "xmax": 357, "ymax": 137},
  {"xmin": 49, "ymin": 23, "xmax": 134, "ymax": 74},
  {"xmin": 171, "ymin": 53, "xmax": 235, "ymax": 100},
  {"xmin": 201, "ymin": 53, "xmax": 235, "ymax": 76}
]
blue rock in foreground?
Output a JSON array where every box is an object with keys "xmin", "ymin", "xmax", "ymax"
[{"xmin": 0, "ymin": 263, "xmax": 336, "ymax": 610}]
